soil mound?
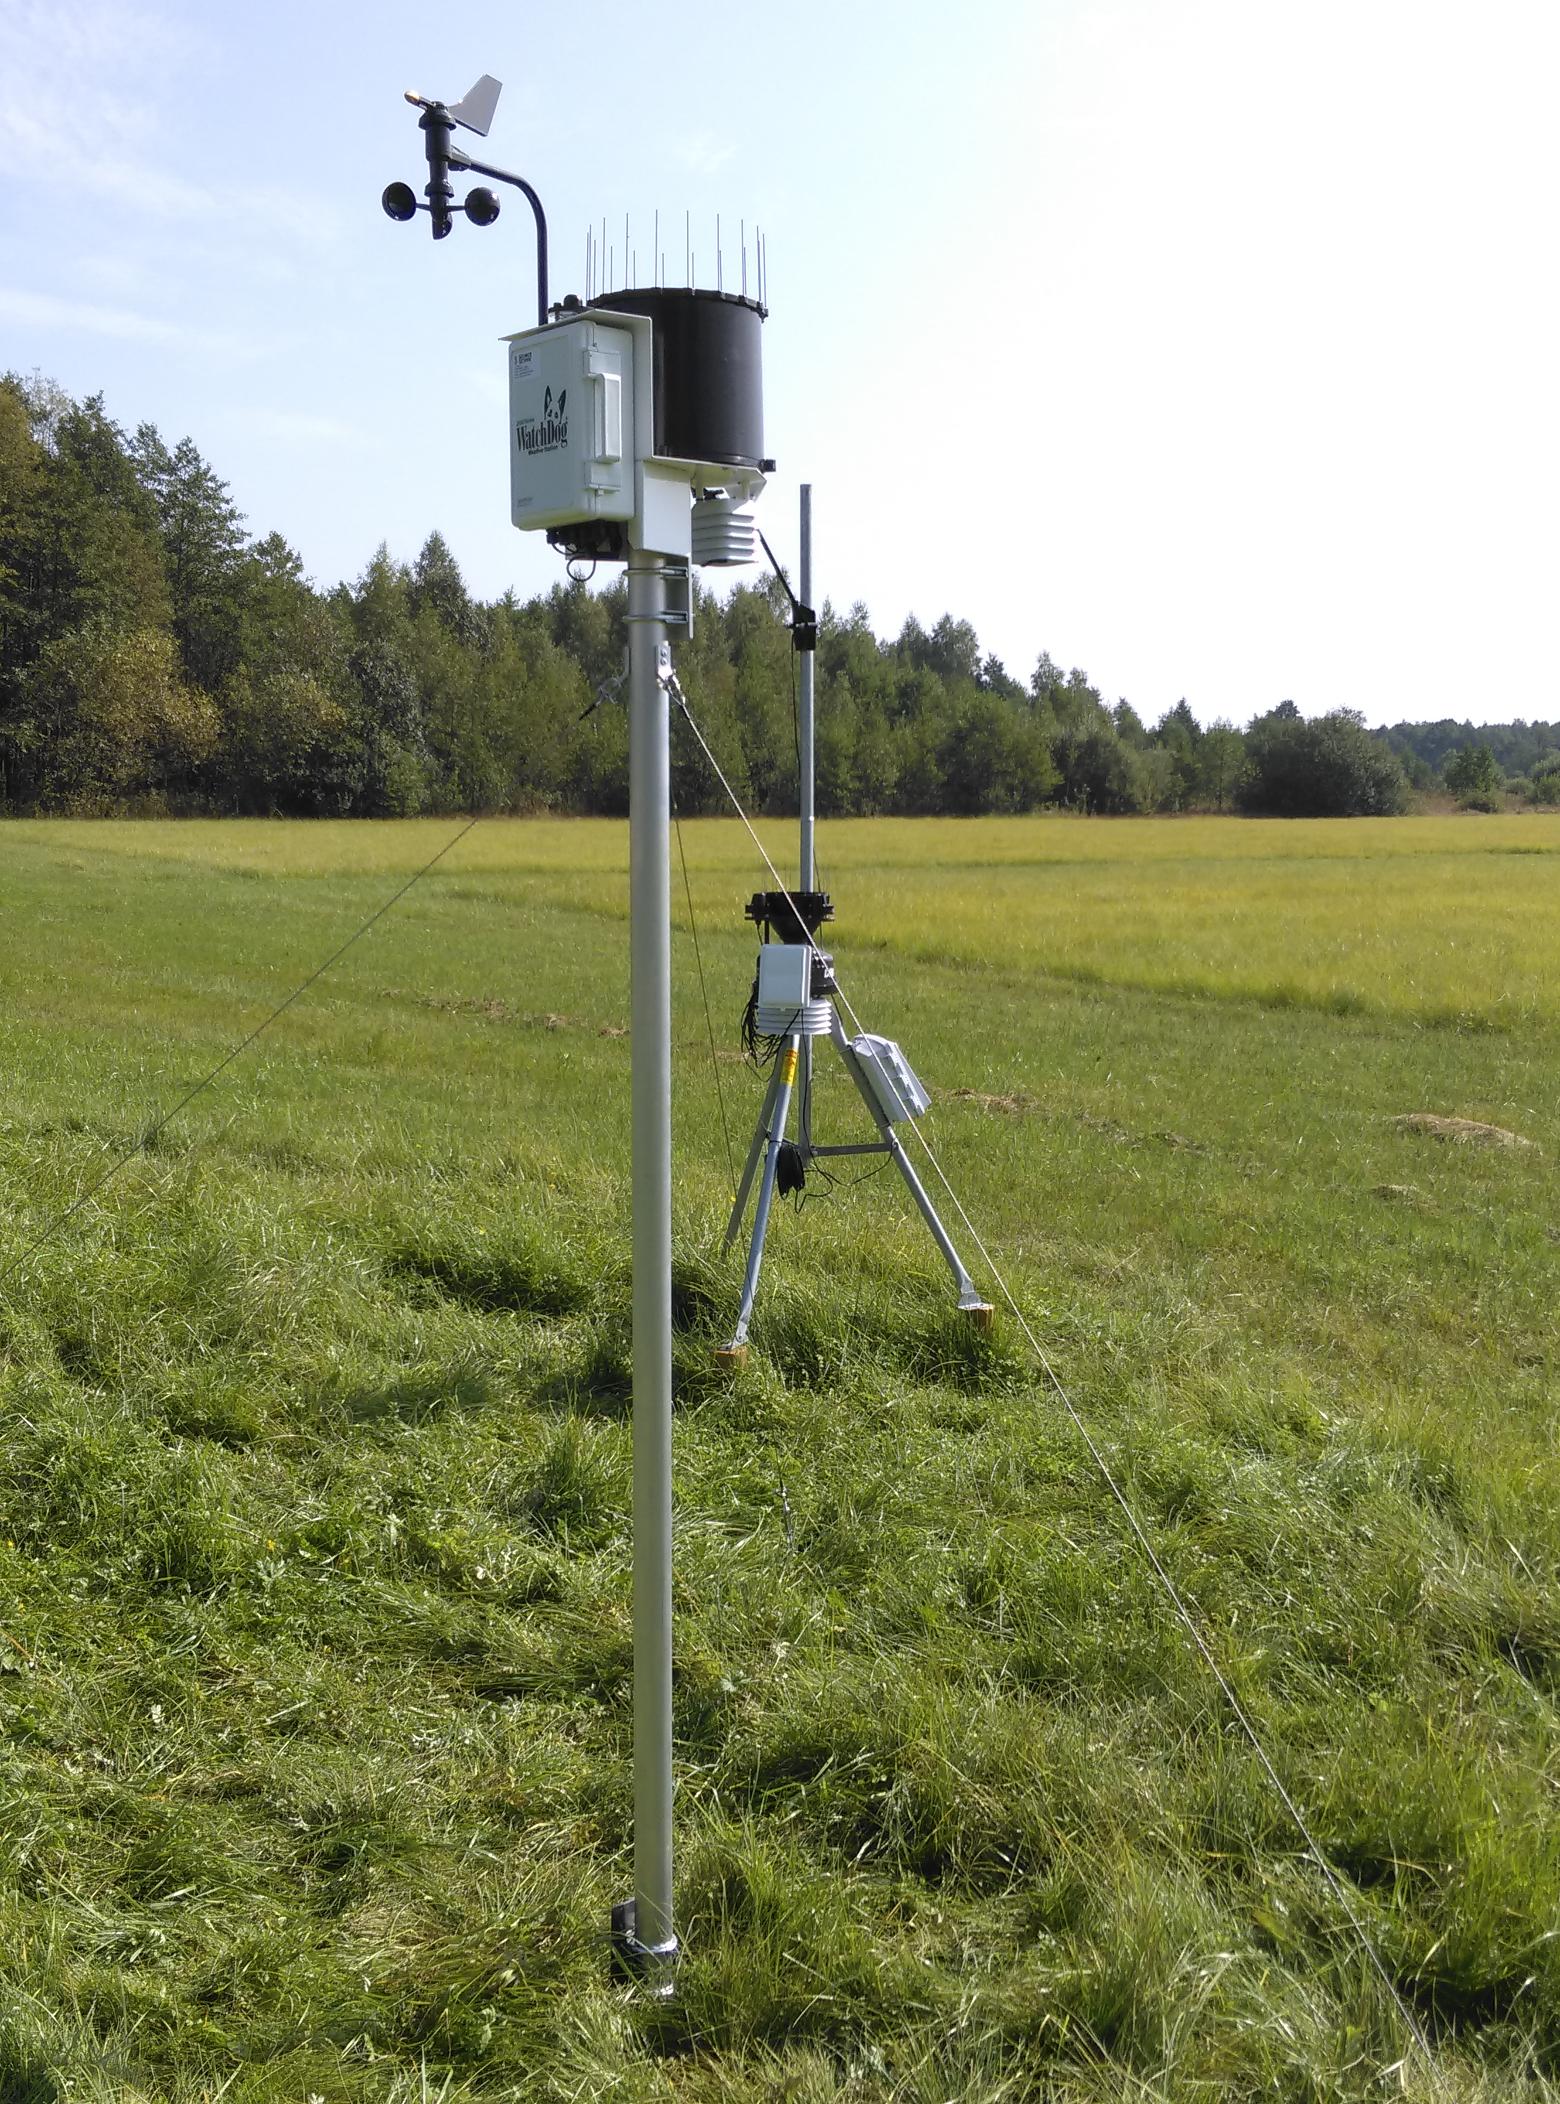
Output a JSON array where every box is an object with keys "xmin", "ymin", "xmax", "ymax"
[{"xmin": 1392, "ymin": 1113, "xmax": 1533, "ymax": 1149}]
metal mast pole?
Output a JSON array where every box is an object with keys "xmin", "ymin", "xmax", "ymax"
[
  {"xmin": 625, "ymin": 549, "xmax": 677, "ymax": 1979},
  {"xmin": 797, "ymin": 485, "xmax": 816, "ymax": 1152},
  {"xmin": 799, "ymin": 485, "xmax": 815, "ymax": 891}
]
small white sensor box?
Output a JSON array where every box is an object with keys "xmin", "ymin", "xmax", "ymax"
[
  {"xmin": 756, "ymin": 945, "xmax": 811, "ymax": 1011},
  {"xmin": 850, "ymin": 1034, "xmax": 931, "ymax": 1124}
]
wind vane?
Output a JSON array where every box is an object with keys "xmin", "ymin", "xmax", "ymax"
[{"xmin": 383, "ymin": 76, "xmax": 549, "ymax": 325}]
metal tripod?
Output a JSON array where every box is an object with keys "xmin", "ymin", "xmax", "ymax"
[
  {"xmin": 718, "ymin": 486, "xmax": 991, "ymax": 1358},
  {"xmin": 721, "ymin": 1009, "xmax": 993, "ymax": 1352}
]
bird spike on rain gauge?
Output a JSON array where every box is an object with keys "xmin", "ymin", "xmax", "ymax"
[{"xmin": 382, "ymin": 76, "xmax": 988, "ymax": 1993}]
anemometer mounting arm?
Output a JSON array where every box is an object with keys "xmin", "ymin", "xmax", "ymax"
[
  {"xmin": 382, "ymin": 77, "xmax": 550, "ymax": 327},
  {"xmin": 757, "ymin": 529, "xmax": 817, "ymax": 653},
  {"xmin": 446, "ymin": 146, "xmax": 549, "ymax": 328}
]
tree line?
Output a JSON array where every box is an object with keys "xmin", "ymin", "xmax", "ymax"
[
  {"xmin": 1378, "ymin": 719, "xmax": 1560, "ymax": 805},
  {"xmin": 3, "ymin": 377, "xmax": 1554, "ymax": 820}
]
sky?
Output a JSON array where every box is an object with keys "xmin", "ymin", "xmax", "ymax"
[{"xmin": 2, "ymin": 0, "xmax": 1556, "ymax": 729}]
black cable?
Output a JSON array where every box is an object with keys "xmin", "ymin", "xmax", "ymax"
[
  {"xmin": 739, "ymin": 969, "xmax": 762, "ymax": 1065},
  {"xmin": 0, "ymin": 816, "xmax": 480, "ymax": 1296},
  {"xmin": 672, "ymin": 798, "xmax": 736, "ymax": 1197},
  {"xmin": 741, "ymin": 1001, "xmax": 803, "ymax": 1073},
  {"xmin": 799, "ymin": 1150, "xmax": 892, "ymax": 1214}
]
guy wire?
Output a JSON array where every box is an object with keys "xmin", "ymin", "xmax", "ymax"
[
  {"xmin": 0, "ymin": 816, "xmax": 480, "ymax": 1297},
  {"xmin": 672, "ymin": 795, "xmax": 737, "ymax": 1198},
  {"xmin": 667, "ymin": 673, "xmax": 865, "ymax": 1037},
  {"xmin": 892, "ymin": 1109, "xmax": 1445, "ymax": 2091},
  {"xmin": 663, "ymin": 670, "xmax": 1448, "ymax": 2096}
]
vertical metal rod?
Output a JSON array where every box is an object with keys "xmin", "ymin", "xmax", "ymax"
[
  {"xmin": 798, "ymin": 486, "xmax": 816, "ymax": 1152},
  {"xmin": 627, "ymin": 551, "xmax": 676, "ymax": 1967},
  {"xmin": 799, "ymin": 485, "xmax": 815, "ymax": 894}
]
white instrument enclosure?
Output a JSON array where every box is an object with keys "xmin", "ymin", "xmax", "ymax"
[
  {"xmin": 505, "ymin": 310, "xmax": 765, "ymax": 560},
  {"xmin": 756, "ymin": 945, "xmax": 810, "ymax": 1012},
  {"xmin": 508, "ymin": 318, "xmax": 635, "ymax": 533},
  {"xmin": 850, "ymin": 1033, "xmax": 932, "ymax": 1124}
]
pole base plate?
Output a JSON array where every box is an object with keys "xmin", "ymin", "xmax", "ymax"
[
  {"xmin": 610, "ymin": 1898, "xmax": 678, "ymax": 1994},
  {"xmin": 959, "ymin": 1302, "xmax": 997, "ymax": 1331},
  {"xmin": 712, "ymin": 1344, "xmax": 749, "ymax": 1371}
]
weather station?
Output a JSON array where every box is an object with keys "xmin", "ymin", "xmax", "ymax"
[
  {"xmin": 382, "ymin": 72, "xmax": 776, "ymax": 1994},
  {"xmin": 381, "ymin": 73, "xmax": 988, "ymax": 1994}
]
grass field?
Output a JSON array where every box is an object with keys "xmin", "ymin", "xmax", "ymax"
[{"xmin": 0, "ymin": 812, "xmax": 1557, "ymax": 2101}]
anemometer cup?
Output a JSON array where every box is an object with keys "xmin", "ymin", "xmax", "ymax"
[{"xmin": 382, "ymin": 77, "xmax": 549, "ymax": 323}]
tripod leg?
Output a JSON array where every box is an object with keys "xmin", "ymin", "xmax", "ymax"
[
  {"xmin": 830, "ymin": 1022, "xmax": 991, "ymax": 1315},
  {"xmin": 723, "ymin": 1060, "xmax": 786, "ymax": 1250},
  {"xmin": 879, "ymin": 1127, "xmax": 990, "ymax": 1312},
  {"xmin": 725, "ymin": 1037, "xmax": 801, "ymax": 1350}
]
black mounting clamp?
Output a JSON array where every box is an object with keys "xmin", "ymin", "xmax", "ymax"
[
  {"xmin": 745, "ymin": 889, "xmax": 833, "ymax": 943},
  {"xmin": 757, "ymin": 529, "xmax": 816, "ymax": 653}
]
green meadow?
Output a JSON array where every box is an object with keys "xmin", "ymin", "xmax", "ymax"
[{"xmin": 0, "ymin": 812, "xmax": 1557, "ymax": 2101}]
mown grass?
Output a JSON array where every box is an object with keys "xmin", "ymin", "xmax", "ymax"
[{"xmin": 0, "ymin": 812, "xmax": 1556, "ymax": 2100}]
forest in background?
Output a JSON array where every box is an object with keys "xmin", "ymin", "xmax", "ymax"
[{"xmin": 3, "ymin": 376, "xmax": 1557, "ymax": 821}]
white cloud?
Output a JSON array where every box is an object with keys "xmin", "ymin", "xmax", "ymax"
[
  {"xmin": 0, "ymin": 1, "xmax": 208, "ymax": 204},
  {"xmin": 0, "ymin": 0, "xmax": 335, "ymax": 243},
  {"xmin": 669, "ymin": 133, "xmax": 736, "ymax": 178},
  {"xmin": 238, "ymin": 407, "xmax": 373, "ymax": 448},
  {"xmin": 0, "ymin": 285, "xmax": 252, "ymax": 359}
]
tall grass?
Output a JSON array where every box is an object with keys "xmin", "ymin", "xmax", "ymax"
[{"xmin": 0, "ymin": 814, "xmax": 1555, "ymax": 2098}]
